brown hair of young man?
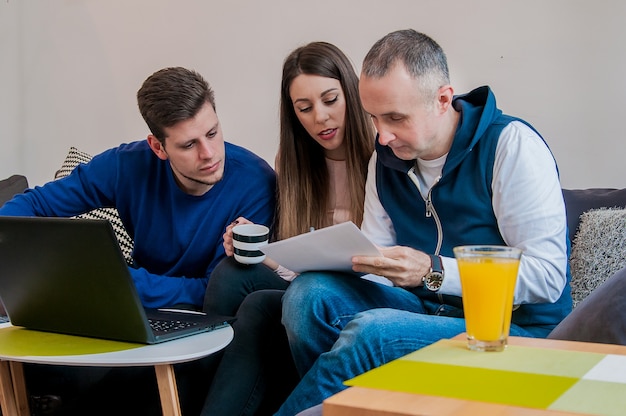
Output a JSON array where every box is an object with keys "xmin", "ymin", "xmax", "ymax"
[{"xmin": 137, "ymin": 67, "xmax": 216, "ymax": 143}]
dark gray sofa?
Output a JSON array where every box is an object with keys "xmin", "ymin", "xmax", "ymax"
[
  {"xmin": 548, "ymin": 188, "xmax": 626, "ymax": 345},
  {"xmin": 0, "ymin": 174, "xmax": 28, "ymax": 207},
  {"xmin": 562, "ymin": 188, "xmax": 626, "ymax": 243},
  {"xmin": 1, "ymin": 174, "xmax": 625, "ymax": 324}
]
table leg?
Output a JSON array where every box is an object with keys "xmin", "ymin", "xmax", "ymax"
[
  {"xmin": 0, "ymin": 360, "xmax": 30, "ymax": 416},
  {"xmin": 0, "ymin": 360, "xmax": 18, "ymax": 416},
  {"xmin": 154, "ymin": 364, "xmax": 181, "ymax": 416},
  {"xmin": 10, "ymin": 362, "xmax": 30, "ymax": 415}
]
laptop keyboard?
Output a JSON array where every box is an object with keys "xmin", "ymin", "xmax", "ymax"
[{"xmin": 148, "ymin": 318, "xmax": 200, "ymax": 333}]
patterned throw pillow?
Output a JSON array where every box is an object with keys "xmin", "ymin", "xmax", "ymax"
[
  {"xmin": 569, "ymin": 208, "xmax": 626, "ymax": 308},
  {"xmin": 55, "ymin": 147, "xmax": 134, "ymax": 263}
]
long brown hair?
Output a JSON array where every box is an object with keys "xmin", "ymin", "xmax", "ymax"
[{"xmin": 276, "ymin": 42, "xmax": 374, "ymax": 240}]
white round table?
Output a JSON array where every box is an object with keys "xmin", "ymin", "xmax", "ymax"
[{"xmin": 0, "ymin": 323, "xmax": 233, "ymax": 416}]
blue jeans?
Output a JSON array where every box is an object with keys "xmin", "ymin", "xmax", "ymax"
[{"xmin": 276, "ymin": 271, "xmax": 543, "ymax": 416}]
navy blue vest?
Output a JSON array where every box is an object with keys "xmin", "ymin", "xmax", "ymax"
[{"xmin": 375, "ymin": 86, "xmax": 572, "ymax": 329}]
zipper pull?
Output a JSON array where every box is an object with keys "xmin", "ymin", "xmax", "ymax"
[
  {"xmin": 425, "ymin": 198, "xmax": 433, "ymax": 217},
  {"xmin": 425, "ymin": 175, "xmax": 442, "ymax": 217}
]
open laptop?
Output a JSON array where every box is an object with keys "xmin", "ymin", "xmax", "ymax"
[{"xmin": 0, "ymin": 216, "xmax": 234, "ymax": 344}]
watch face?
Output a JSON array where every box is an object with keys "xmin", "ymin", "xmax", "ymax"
[
  {"xmin": 425, "ymin": 255, "xmax": 444, "ymax": 291},
  {"xmin": 425, "ymin": 272, "xmax": 444, "ymax": 291}
]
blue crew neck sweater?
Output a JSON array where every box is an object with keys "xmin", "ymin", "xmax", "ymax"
[{"xmin": 0, "ymin": 140, "xmax": 276, "ymax": 308}]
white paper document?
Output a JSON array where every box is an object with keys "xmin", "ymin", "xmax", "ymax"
[{"xmin": 260, "ymin": 221, "xmax": 382, "ymax": 273}]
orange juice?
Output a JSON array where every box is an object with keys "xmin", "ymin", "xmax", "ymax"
[
  {"xmin": 457, "ymin": 258, "xmax": 519, "ymax": 342},
  {"xmin": 454, "ymin": 245, "xmax": 522, "ymax": 351}
]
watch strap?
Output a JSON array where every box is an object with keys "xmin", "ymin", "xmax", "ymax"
[{"xmin": 429, "ymin": 254, "xmax": 443, "ymax": 273}]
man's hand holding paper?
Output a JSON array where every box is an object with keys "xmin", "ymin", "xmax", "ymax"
[{"xmin": 352, "ymin": 245, "xmax": 432, "ymax": 288}]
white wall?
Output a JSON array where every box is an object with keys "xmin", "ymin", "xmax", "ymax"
[{"xmin": 1, "ymin": 0, "xmax": 625, "ymax": 189}]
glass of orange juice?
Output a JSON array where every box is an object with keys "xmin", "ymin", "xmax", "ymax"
[{"xmin": 453, "ymin": 245, "xmax": 522, "ymax": 352}]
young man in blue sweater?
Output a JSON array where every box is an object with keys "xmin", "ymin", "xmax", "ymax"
[
  {"xmin": 276, "ymin": 30, "xmax": 571, "ymax": 415},
  {"xmin": 0, "ymin": 67, "xmax": 276, "ymax": 310},
  {"xmin": 0, "ymin": 67, "xmax": 276, "ymax": 414}
]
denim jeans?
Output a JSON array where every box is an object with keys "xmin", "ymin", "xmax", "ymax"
[
  {"xmin": 202, "ymin": 257, "xmax": 297, "ymax": 416},
  {"xmin": 280, "ymin": 272, "xmax": 427, "ymax": 377},
  {"xmin": 276, "ymin": 271, "xmax": 541, "ymax": 416}
]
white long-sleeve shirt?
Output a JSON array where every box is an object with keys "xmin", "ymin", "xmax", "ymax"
[{"xmin": 361, "ymin": 121, "xmax": 568, "ymax": 304}]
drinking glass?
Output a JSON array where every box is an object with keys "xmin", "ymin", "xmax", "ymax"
[{"xmin": 453, "ymin": 245, "xmax": 522, "ymax": 352}]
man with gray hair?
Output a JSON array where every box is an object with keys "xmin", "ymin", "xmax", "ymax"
[{"xmin": 276, "ymin": 29, "xmax": 570, "ymax": 415}]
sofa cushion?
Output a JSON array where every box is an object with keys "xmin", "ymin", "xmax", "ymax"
[
  {"xmin": 562, "ymin": 188, "xmax": 626, "ymax": 243},
  {"xmin": 55, "ymin": 147, "xmax": 134, "ymax": 263},
  {"xmin": 568, "ymin": 207, "xmax": 626, "ymax": 308},
  {"xmin": 0, "ymin": 174, "xmax": 29, "ymax": 207},
  {"xmin": 548, "ymin": 265, "xmax": 626, "ymax": 345}
]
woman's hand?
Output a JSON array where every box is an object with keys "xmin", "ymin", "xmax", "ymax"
[{"xmin": 223, "ymin": 216, "xmax": 253, "ymax": 256}]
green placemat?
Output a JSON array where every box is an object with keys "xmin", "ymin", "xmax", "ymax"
[
  {"xmin": 401, "ymin": 338, "xmax": 604, "ymax": 378},
  {"xmin": 0, "ymin": 326, "xmax": 141, "ymax": 356}
]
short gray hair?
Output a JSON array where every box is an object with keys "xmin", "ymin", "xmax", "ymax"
[{"xmin": 362, "ymin": 29, "xmax": 450, "ymax": 103}]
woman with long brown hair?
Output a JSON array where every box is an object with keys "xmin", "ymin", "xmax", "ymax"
[{"xmin": 201, "ymin": 41, "xmax": 374, "ymax": 415}]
